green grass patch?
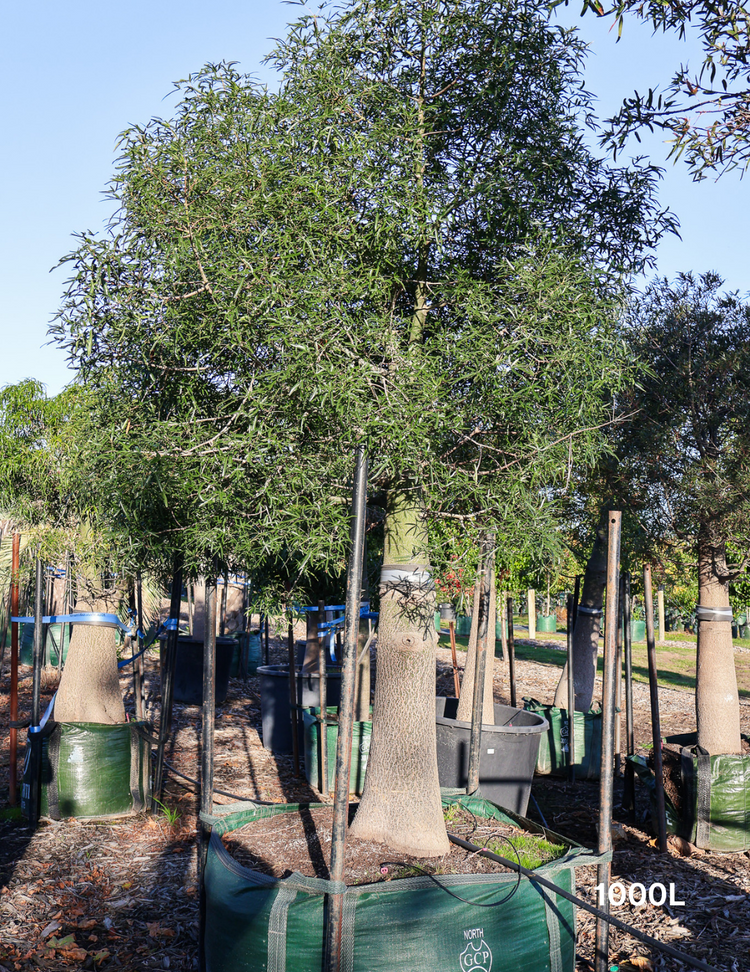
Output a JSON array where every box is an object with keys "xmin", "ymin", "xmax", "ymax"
[
  {"xmin": 440, "ymin": 627, "xmax": 750, "ymax": 700},
  {"xmin": 0, "ymin": 806, "xmax": 23, "ymax": 822},
  {"xmin": 486, "ymin": 832, "xmax": 566, "ymax": 870}
]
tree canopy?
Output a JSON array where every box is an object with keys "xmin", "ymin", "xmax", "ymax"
[
  {"xmin": 565, "ymin": 0, "xmax": 750, "ymax": 177},
  {"xmin": 52, "ymin": 0, "xmax": 679, "ymax": 851},
  {"xmin": 53, "ymin": 0, "xmax": 674, "ymax": 591}
]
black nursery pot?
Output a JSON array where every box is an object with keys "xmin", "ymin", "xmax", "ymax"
[
  {"xmin": 435, "ymin": 697, "xmax": 548, "ymax": 815},
  {"xmin": 159, "ymin": 636, "xmax": 236, "ymax": 705},
  {"xmin": 258, "ymin": 664, "xmax": 343, "ymax": 754}
]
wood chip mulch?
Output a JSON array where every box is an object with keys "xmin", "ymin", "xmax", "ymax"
[{"xmin": 0, "ymin": 628, "xmax": 748, "ymax": 971}]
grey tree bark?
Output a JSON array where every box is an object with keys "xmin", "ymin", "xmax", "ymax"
[
  {"xmin": 456, "ymin": 567, "xmax": 496, "ymax": 724},
  {"xmin": 553, "ymin": 514, "xmax": 608, "ymax": 711}
]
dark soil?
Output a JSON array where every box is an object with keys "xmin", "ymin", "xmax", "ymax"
[
  {"xmin": 649, "ymin": 745, "xmax": 683, "ymax": 812},
  {"xmin": 220, "ymin": 804, "xmax": 566, "ymax": 884}
]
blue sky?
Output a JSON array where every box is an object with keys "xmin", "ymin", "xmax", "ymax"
[{"xmin": 2, "ymin": 1, "xmax": 746, "ymax": 396}]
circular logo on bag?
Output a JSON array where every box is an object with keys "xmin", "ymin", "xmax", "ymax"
[{"xmin": 460, "ymin": 931, "xmax": 492, "ymax": 972}]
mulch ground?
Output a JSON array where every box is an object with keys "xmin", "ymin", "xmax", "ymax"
[{"xmin": 0, "ymin": 628, "xmax": 748, "ymax": 971}]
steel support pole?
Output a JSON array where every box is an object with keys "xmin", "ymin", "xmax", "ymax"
[
  {"xmin": 9, "ymin": 533, "xmax": 20, "ymax": 806},
  {"xmin": 288, "ymin": 617, "xmax": 300, "ymax": 777},
  {"xmin": 152, "ymin": 559, "xmax": 182, "ymax": 809},
  {"xmin": 31, "ymin": 559, "xmax": 44, "ymax": 727},
  {"xmin": 318, "ymin": 598, "xmax": 328, "ymax": 797},
  {"xmin": 614, "ymin": 574, "xmax": 624, "ymax": 777},
  {"xmin": 566, "ymin": 592, "xmax": 576, "ymax": 783},
  {"xmin": 595, "ymin": 511, "xmax": 621, "ymax": 972},
  {"xmin": 507, "ymin": 595, "xmax": 516, "ymax": 709},
  {"xmin": 134, "ymin": 571, "xmax": 145, "ymax": 721},
  {"xmin": 325, "ymin": 446, "xmax": 367, "ymax": 972},
  {"xmin": 622, "ymin": 572, "xmax": 636, "ymax": 821},
  {"xmin": 199, "ymin": 564, "xmax": 218, "ymax": 972},
  {"xmin": 644, "ymin": 564, "xmax": 667, "ymax": 852},
  {"xmin": 467, "ymin": 538, "xmax": 494, "ymax": 794},
  {"xmin": 657, "ymin": 584, "xmax": 666, "ymax": 644},
  {"xmin": 448, "ymin": 620, "xmax": 461, "ymax": 698}
]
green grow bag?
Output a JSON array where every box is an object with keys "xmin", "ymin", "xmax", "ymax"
[
  {"xmin": 537, "ymin": 615, "xmax": 557, "ymax": 633},
  {"xmin": 231, "ymin": 632, "xmax": 262, "ymax": 678},
  {"xmin": 38, "ymin": 721, "xmax": 151, "ymax": 820},
  {"xmin": 302, "ymin": 706, "xmax": 372, "ymax": 795},
  {"xmin": 677, "ymin": 746, "xmax": 750, "ymax": 852},
  {"xmin": 20, "ymin": 623, "xmax": 70, "ymax": 667},
  {"xmin": 456, "ymin": 615, "xmax": 472, "ymax": 636},
  {"xmin": 630, "ymin": 620, "xmax": 646, "ymax": 642},
  {"xmin": 524, "ymin": 700, "xmax": 602, "ymax": 781},
  {"xmin": 204, "ymin": 793, "xmax": 601, "ymax": 972}
]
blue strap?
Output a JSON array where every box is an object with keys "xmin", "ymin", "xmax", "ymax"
[
  {"xmin": 12, "ymin": 612, "xmax": 135, "ymax": 635},
  {"xmin": 118, "ymin": 617, "xmax": 181, "ymax": 667},
  {"xmin": 29, "ymin": 692, "xmax": 57, "ymax": 734}
]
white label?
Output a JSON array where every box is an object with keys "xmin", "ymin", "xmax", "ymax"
[
  {"xmin": 460, "ymin": 936, "xmax": 493, "ymax": 972},
  {"xmin": 595, "ymin": 882, "xmax": 685, "ymax": 908}
]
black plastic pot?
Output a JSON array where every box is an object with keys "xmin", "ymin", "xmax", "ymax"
[
  {"xmin": 435, "ymin": 697, "xmax": 548, "ymax": 815},
  {"xmin": 159, "ymin": 636, "xmax": 235, "ymax": 705},
  {"xmin": 258, "ymin": 664, "xmax": 342, "ymax": 754}
]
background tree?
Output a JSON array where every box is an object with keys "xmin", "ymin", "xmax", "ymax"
[
  {"xmin": 0, "ymin": 381, "xmax": 129, "ymax": 723},
  {"xmin": 610, "ymin": 272, "xmax": 750, "ymax": 754},
  {"xmin": 567, "ymin": 0, "xmax": 750, "ymax": 177},
  {"xmin": 55, "ymin": 0, "xmax": 673, "ymax": 855}
]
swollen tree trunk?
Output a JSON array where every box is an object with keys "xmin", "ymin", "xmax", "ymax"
[
  {"xmin": 696, "ymin": 536, "xmax": 741, "ymax": 754},
  {"xmin": 456, "ymin": 565, "xmax": 496, "ymax": 724},
  {"xmin": 55, "ymin": 593, "xmax": 126, "ymax": 724},
  {"xmin": 350, "ymin": 487, "xmax": 449, "ymax": 857},
  {"xmin": 553, "ymin": 514, "xmax": 608, "ymax": 711}
]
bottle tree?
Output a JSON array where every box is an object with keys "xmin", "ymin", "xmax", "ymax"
[
  {"xmin": 0, "ymin": 381, "xmax": 128, "ymax": 724},
  {"xmin": 609, "ymin": 272, "xmax": 750, "ymax": 754},
  {"xmin": 54, "ymin": 0, "xmax": 673, "ymax": 855}
]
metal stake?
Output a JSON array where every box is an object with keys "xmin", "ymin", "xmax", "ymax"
[
  {"xmin": 199, "ymin": 563, "xmax": 218, "ymax": 972},
  {"xmin": 595, "ymin": 511, "xmax": 621, "ymax": 972},
  {"xmin": 318, "ymin": 598, "xmax": 328, "ymax": 797},
  {"xmin": 566, "ymin": 592, "xmax": 576, "ymax": 783},
  {"xmin": 31, "ymin": 559, "xmax": 44, "ymax": 728},
  {"xmin": 448, "ymin": 620, "xmax": 461, "ymax": 698},
  {"xmin": 152, "ymin": 559, "xmax": 182, "ymax": 809},
  {"xmin": 325, "ymin": 445, "xmax": 367, "ymax": 972},
  {"xmin": 507, "ymin": 594, "xmax": 516, "ymax": 709},
  {"xmin": 615, "ymin": 574, "xmax": 624, "ymax": 777},
  {"xmin": 467, "ymin": 538, "xmax": 494, "ymax": 793},
  {"xmin": 9, "ymin": 533, "xmax": 20, "ymax": 806},
  {"xmin": 644, "ymin": 564, "xmax": 667, "ymax": 852},
  {"xmin": 622, "ymin": 572, "xmax": 635, "ymax": 822},
  {"xmin": 134, "ymin": 571, "xmax": 145, "ymax": 721},
  {"xmin": 287, "ymin": 617, "xmax": 300, "ymax": 777}
]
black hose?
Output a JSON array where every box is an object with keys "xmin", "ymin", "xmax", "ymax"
[
  {"xmin": 447, "ymin": 833, "xmax": 721, "ymax": 972},
  {"xmin": 378, "ymin": 839, "xmax": 522, "ymax": 908}
]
